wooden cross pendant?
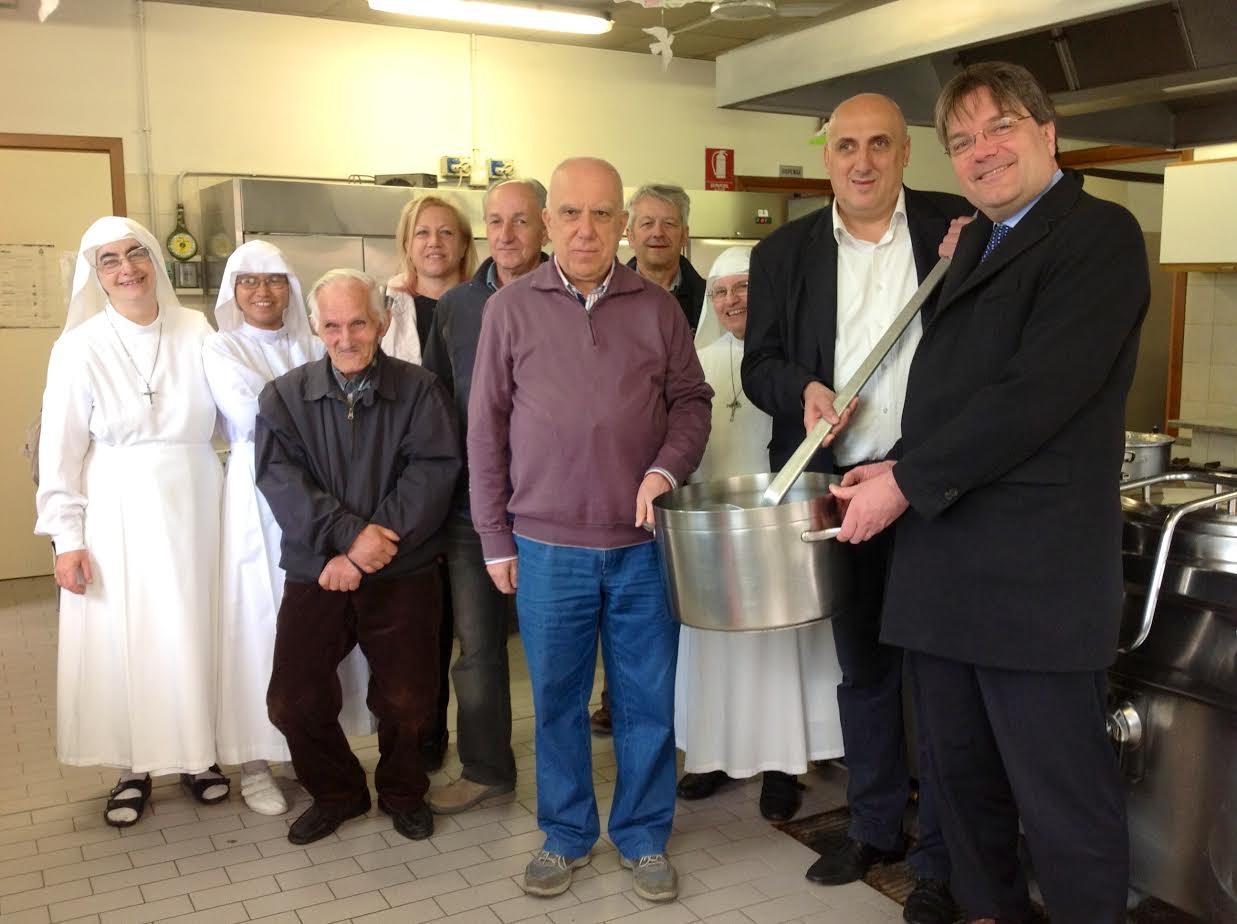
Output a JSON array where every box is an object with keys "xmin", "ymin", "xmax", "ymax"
[{"xmin": 727, "ymin": 397, "xmax": 741, "ymax": 421}]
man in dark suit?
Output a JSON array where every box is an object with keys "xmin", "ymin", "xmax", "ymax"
[
  {"xmin": 832, "ymin": 63, "xmax": 1149, "ymax": 923},
  {"xmin": 742, "ymin": 93, "xmax": 970, "ymax": 924}
]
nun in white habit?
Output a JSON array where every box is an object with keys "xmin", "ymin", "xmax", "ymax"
[
  {"xmin": 673, "ymin": 246, "xmax": 845, "ymax": 821},
  {"xmin": 36, "ymin": 217, "xmax": 228, "ymax": 827},
  {"xmin": 204, "ymin": 241, "xmax": 374, "ymax": 815}
]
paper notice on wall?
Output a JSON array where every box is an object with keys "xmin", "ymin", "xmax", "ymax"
[{"xmin": 0, "ymin": 243, "xmax": 68, "ymax": 328}]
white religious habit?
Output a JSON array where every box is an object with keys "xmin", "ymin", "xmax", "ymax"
[
  {"xmin": 204, "ymin": 241, "xmax": 374, "ymax": 765},
  {"xmin": 35, "ymin": 216, "xmax": 223, "ymax": 776},
  {"xmin": 674, "ymin": 246, "xmax": 845, "ymax": 777}
]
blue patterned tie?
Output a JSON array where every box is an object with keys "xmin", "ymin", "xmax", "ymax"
[{"xmin": 981, "ymin": 222, "xmax": 1010, "ymax": 261}]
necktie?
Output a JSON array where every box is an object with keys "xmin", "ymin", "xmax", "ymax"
[{"xmin": 981, "ymin": 222, "xmax": 1010, "ymax": 261}]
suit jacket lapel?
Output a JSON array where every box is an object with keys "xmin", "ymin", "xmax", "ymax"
[
  {"xmin": 905, "ymin": 190, "xmax": 953, "ymax": 326},
  {"xmin": 905, "ymin": 192, "xmax": 941, "ymax": 284},
  {"xmin": 935, "ymin": 172, "xmax": 1083, "ymax": 314},
  {"xmin": 936, "ymin": 215, "xmax": 990, "ymax": 314},
  {"xmin": 801, "ymin": 210, "xmax": 838, "ymax": 384}
]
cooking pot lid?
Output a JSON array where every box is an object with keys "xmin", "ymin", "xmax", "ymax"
[{"xmin": 1125, "ymin": 430, "xmax": 1175, "ymax": 448}]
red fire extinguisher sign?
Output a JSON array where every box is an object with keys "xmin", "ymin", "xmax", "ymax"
[{"xmin": 705, "ymin": 148, "xmax": 735, "ymax": 191}]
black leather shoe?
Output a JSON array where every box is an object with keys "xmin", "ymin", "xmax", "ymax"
[
  {"xmin": 902, "ymin": 878, "xmax": 957, "ymax": 924},
  {"xmin": 804, "ymin": 835, "xmax": 906, "ymax": 885},
  {"xmin": 287, "ymin": 797, "xmax": 371, "ymax": 845},
  {"xmin": 676, "ymin": 770, "xmax": 730, "ymax": 800},
  {"xmin": 379, "ymin": 798, "xmax": 434, "ymax": 841},
  {"xmin": 759, "ymin": 771, "xmax": 804, "ymax": 822}
]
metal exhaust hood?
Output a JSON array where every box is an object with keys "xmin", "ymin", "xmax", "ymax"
[{"xmin": 716, "ymin": 0, "xmax": 1237, "ymax": 148}]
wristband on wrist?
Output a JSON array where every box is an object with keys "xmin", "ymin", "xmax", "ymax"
[{"xmin": 345, "ymin": 554, "xmax": 364, "ymax": 575}]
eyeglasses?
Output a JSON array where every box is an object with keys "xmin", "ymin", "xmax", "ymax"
[
  {"xmin": 96, "ymin": 245, "xmax": 153, "ymax": 273},
  {"xmin": 710, "ymin": 281, "xmax": 749, "ymax": 302},
  {"xmin": 235, "ymin": 274, "xmax": 290, "ymax": 290},
  {"xmin": 945, "ymin": 114, "xmax": 1032, "ymax": 158}
]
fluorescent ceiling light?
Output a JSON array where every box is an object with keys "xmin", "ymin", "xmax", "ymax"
[{"xmin": 368, "ymin": 0, "xmax": 614, "ymax": 35}]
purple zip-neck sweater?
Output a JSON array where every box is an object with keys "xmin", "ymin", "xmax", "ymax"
[{"xmin": 468, "ymin": 259, "xmax": 713, "ymax": 560}]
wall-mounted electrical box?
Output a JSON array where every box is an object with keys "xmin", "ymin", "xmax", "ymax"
[
  {"xmin": 439, "ymin": 156, "xmax": 471, "ymax": 179},
  {"xmin": 487, "ymin": 159, "xmax": 516, "ymax": 181}
]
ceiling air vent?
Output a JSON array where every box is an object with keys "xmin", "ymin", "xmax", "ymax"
[
  {"xmin": 1064, "ymin": 4, "xmax": 1193, "ymax": 87},
  {"xmin": 954, "ymin": 32, "xmax": 1071, "ymax": 94}
]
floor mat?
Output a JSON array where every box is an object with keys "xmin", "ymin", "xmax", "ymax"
[
  {"xmin": 777, "ymin": 805, "xmax": 1202, "ymax": 923},
  {"xmin": 776, "ymin": 804, "xmax": 965, "ymax": 920}
]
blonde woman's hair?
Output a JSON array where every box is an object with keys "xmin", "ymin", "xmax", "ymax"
[{"xmin": 395, "ymin": 194, "xmax": 478, "ymax": 286}]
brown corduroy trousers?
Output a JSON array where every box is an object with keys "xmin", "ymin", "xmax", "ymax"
[{"xmin": 267, "ymin": 564, "xmax": 442, "ymax": 813}]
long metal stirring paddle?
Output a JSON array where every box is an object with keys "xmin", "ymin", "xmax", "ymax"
[{"xmin": 760, "ymin": 257, "xmax": 952, "ymax": 507}]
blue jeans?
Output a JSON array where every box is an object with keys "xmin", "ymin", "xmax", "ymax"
[{"xmin": 515, "ymin": 536, "xmax": 679, "ymax": 860}]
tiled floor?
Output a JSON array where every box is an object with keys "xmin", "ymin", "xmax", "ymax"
[{"xmin": 0, "ymin": 576, "xmax": 906, "ymax": 924}]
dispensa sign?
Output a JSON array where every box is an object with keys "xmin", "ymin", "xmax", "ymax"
[{"xmin": 705, "ymin": 148, "xmax": 735, "ymax": 191}]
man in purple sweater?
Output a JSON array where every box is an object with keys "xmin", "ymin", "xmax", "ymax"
[{"xmin": 468, "ymin": 157, "xmax": 713, "ymax": 902}]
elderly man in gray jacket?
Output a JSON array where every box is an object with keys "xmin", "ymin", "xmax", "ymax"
[{"xmin": 256, "ymin": 269, "xmax": 460, "ymax": 847}]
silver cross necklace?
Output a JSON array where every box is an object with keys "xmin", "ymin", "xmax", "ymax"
[{"xmin": 105, "ymin": 309, "xmax": 163, "ymax": 405}]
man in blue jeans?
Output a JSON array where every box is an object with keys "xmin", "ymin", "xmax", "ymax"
[{"xmin": 467, "ymin": 156, "xmax": 713, "ymax": 902}]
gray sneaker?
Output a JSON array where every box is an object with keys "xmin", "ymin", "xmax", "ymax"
[
  {"xmin": 621, "ymin": 853, "xmax": 678, "ymax": 901},
  {"xmin": 523, "ymin": 849, "xmax": 590, "ymax": 897}
]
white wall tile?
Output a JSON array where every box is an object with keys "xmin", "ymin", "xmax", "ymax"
[
  {"xmin": 1181, "ymin": 363, "xmax": 1211, "ymax": 403},
  {"xmin": 1214, "ymin": 275, "xmax": 1237, "ymax": 326},
  {"xmin": 1210, "ymin": 433, "xmax": 1237, "ymax": 467},
  {"xmin": 1184, "ymin": 324, "xmax": 1213, "ymax": 365},
  {"xmin": 1207, "ymin": 364, "xmax": 1237, "ymax": 405},
  {"xmin": 1179, "ymin": 400, "xmax": 1208, "ymax": 420},
  {"xmin": 1213, "ymin": 324, "xmax": 1237, "ymax": 368},
  {"xmin": 1185, "ymin": 273, "xmax": 1215, "ymax": 325},
  {"xmin": 1191, "ymin": 433, "xmax": 1212, "ymax": 463}
]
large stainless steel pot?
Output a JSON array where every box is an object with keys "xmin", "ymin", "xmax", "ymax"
[
  {"xmin": 1122, "ymin": 430, "xmax": 1174, "ymax": 482},
  {"xmin": 1112, "ymin": 471, "xmax": 1237, "ymax": 922},
  {"xmin": 653, "ymin": 260, "xmax": 952, "ymax": 632},
  {"xmin": 652, "ymin": 472, "xmax": 848, "ymax": 632}
]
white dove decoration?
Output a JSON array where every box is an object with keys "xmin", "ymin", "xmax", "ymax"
[{"xmin": 643, "ymin": 25, "xmax": 675, "ymax": 70}]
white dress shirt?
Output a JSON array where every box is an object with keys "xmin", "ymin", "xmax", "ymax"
[{"xmin": 831, "ymin": 188, "xmax": 920, "ymax": 467}]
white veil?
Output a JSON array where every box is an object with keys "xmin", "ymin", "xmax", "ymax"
[
  {"xmin": 213, "ymin": 240, "xmax": 314, "ymax": 354},
  {"xmin": 690, "ymin": 245, "xmax": 769, "ymax": 483},
  {"xmin": 693, "ymin": 245, "xmax": 754, "ymax": 349},
  {"xmin": 64, "ymin": 217, "xmax": 178, "ymax": 332}
]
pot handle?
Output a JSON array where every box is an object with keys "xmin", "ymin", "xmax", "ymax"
[
  {"xmin": 801, "ymin": 527, "xmax": 842, "ymax": 543},
  {"xmin": 1121, "ymin": 487, "xmax": 1237, "ymax": 652}
]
